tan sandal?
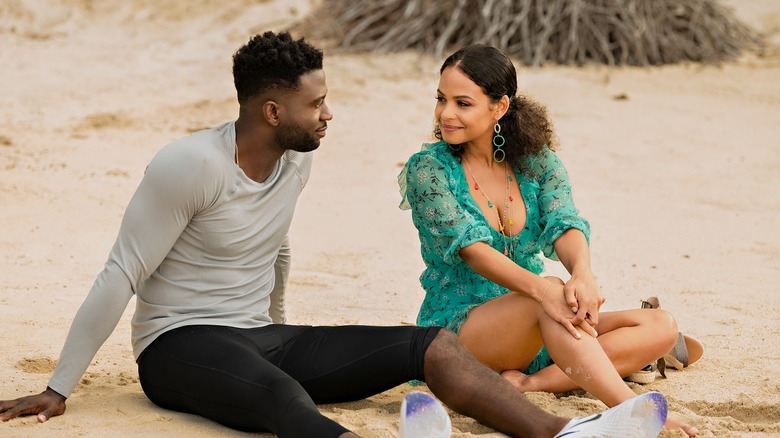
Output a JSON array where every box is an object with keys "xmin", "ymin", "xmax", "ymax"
[
  {"xmin": 640, "ymin": 296, "xmax": 704, "ymax": 370},
  {"xmin": 626, "ymin": 362, "xmax": 661, "ymax": 384},
  {"xmin": 664, "ymin": 332, "xmax": 704, "ymax": 370}
]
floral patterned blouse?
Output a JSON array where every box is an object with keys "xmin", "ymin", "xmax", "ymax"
[{"xmin": 398, "ymin": 141, "xmax": 590, "ymax": 334}]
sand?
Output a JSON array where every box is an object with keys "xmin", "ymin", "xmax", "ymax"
[{"xmin": 1, "ymin": 1, "xmax": 779, "ymax": 437}]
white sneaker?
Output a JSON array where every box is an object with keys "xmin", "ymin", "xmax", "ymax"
[
  {"xmin": 398, "ymin": 391, "xmax": 452, "ymax": 438},
  {"xmin": 554, "ymin": 392, "xmax": 668, "ymax": 438}
]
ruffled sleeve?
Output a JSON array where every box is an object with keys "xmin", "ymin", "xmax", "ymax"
[
  {"xmin": 399, "ymin": 148, "xmax": 492, "ymax": 264},
  {"xmin": 532, "ymin": 147, "xmax": 590, "ymax": 260}
]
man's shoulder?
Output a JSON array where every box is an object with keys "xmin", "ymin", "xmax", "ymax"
[
  {"xmin": 281, "ymin": 150, "xmax": 314, "ymax": 187},
  {"xmin": 145, "ymin": 122, "xmax": 234, "ymax": 183},
  {"xmin": 281, "ymin": 149, "xmax": 313, "ymax": 167},
  {"xmin": 154, "ymin": 123, "xmax": 232, "ymax": 165},
  {"xmin": 169, "ymin": 122, "xmax": 232, "ymax": 156}
]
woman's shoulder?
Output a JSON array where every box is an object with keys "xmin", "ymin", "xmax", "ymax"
[
  {"xmin": 398, "ymin": 141, "xmax": 456, "ymax": 209},
  {"xmin": 420, "ymin": 140, "xmax": 450, "ymax": 154},
  {"xmin": 406, "ymin": 141, "xmax": 455, "ymax": 167},
  {"xmin": 523, "ymin": 144, "xmax": 564, "ymax": 179}
]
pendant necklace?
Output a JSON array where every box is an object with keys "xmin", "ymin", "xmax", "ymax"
[{"xmin": 464, "ymin": 160, "xmax": 516, "ymax": 259}]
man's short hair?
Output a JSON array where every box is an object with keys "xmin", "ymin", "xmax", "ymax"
[{"xmin": 232, "ymin": 31, "xmax": 323, "ymax": 104}]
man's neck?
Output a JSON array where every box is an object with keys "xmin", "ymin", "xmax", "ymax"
[{"xmin": 234, "ymin": 116, "xmax": 284, "ymax": 183}]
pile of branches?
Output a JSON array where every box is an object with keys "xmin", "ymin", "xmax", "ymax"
[{"xmin": 300, "ymin": 0, "xmax": 764, "ymax": 66}]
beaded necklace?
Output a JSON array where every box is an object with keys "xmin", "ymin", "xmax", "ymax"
[{"xmin": 464, "ymin": 160, "xmax": 516, "ymax": 259}]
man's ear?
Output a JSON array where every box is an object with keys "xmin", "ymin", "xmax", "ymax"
[{"xmin": 263, "ymin": 101, "xmax": 281, "ymax": 126}]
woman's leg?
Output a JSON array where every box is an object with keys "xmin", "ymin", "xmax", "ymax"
[
  {"xmin": 509, "ymin": 308, "xmax": 698, "ymax": 437},
  {"xmin": 458, "ymin": 292, "xmax": 697, "ymax": 436},
  {"xmin": 459, "ymin": 291, "xmax": 650, "ymax": 407},
  {"xmin": 511, "ymin": 309, "xmax": 678, "ymax": 394},
  {"xmin": 138, "ymin": 325, "xmax": 349, "ymax": 438}
]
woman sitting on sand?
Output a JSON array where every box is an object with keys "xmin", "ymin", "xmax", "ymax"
[{"xmin": 398, "ymin": 43, "xmax": 700, "ymax": 437}]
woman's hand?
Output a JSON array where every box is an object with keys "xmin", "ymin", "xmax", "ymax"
[
  {"xmin": 541, "ymin": 283, "xmax": 597, "ymax": 339},
  {"xmin": 0, "ymin": 387, "xmax": 66, "ymax": 422},
  {"xmin": 563, "ymin": 270, "xmax": 605, "ymax": 331}
]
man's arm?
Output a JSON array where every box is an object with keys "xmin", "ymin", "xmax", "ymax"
[
  {"xmin": 1, "ymin": 141, "xmax": 207, "ymax": 421},
  {"xmin": 269, "ymin": 236, "xmax": 291, "ymax": 324}
]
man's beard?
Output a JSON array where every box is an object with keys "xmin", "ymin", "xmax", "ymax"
[{"xmin": 275, "ymin": 121, "xmax": 321, "ymax": 153}]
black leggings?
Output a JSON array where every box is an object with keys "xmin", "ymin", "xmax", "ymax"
[{"xmin": 137, "ymin": 324, "xmax": 441, "ymax": 437}]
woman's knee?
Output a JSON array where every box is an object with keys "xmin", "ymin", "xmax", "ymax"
[
  {"xmin": 632, "ymin": 309, "xmax": 677, "ymax": 350},
  {"xmin": 654, "ymin": 309, "xmax": 678, "ymax": 347},
  {"xmin": 544, "ymin": 276, "xmax": 565, "ymax": 285},
  {"xmin": 643, "ymin": 308, "xmax": 677, "ymax": 330}
]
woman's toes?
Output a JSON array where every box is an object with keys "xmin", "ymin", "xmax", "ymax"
[{"xmin": 665, "ymin": 417, "xmax": 698, "ymax": 437}]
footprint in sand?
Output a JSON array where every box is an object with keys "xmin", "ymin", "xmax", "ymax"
[
  {"xmin": 15, "ymin": 357, "xmax": 57, "ymax": 374},
  {"xmin": 682, "ymin": 399, "xmax": 780, "ymax": 434}
]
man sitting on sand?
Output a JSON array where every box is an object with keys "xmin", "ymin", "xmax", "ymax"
[{"xmin": 0, "ymin": 31, "xmax": 668, "ymax": 438}]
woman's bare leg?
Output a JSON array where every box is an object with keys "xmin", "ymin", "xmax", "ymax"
[
  {"xmin": 509, "ymin": 309, "xmax": 678, "ymax": 394},
  {"xmin": 460, "ymin": 291, "xmax": 640, "ymax": 406},
  {"xmin": 458, "ymin": 291, "xmax": 696, "ymax": 436}
]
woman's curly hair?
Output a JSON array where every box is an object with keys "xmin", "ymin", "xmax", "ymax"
[{"xmin": 232, "ymin": 31, "xmax": 323, "ymax": 104}]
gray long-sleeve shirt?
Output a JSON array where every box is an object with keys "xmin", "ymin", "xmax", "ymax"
[{"xmin": 48, "ymin": 121, "xmax": 311, "ymax": 397}]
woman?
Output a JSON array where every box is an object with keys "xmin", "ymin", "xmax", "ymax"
[{"xmin": 398, "ymin": 43, "xmax": 698, "ymax": 437}]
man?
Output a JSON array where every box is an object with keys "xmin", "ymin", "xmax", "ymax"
[{"xmin": 0, "ymin": 31, "xmax": 667, "ymax": 438}]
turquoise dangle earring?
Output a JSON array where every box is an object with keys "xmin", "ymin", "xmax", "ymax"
[{"xmin": 493, "ymin": 122, "xmax": 506, "ymax": 163}]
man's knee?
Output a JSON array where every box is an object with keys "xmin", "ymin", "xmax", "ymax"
[{"xmin": 425, "ymin": 328, "xmax": 462, "ymax": 366}]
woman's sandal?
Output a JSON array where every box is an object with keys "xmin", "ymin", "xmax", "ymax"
[
  {"xmin": 664, "ymin": 332, "xmax": 704, "ymax": 370},
  {"xmin": 626, "ymin": 297, "xmax": 704, "ymax": 384},
  {"xmin": 626, "ymin": 361, "xmax": 662, "ymax": 384}
]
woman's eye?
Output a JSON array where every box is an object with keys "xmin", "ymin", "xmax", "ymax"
[
  {"xmin": 436, "ymin": 96, "xmax": 445, "ymax": 102},
  {"xmin": 458, "ymin": 101, "xmax": 470, "ymax": 107}
]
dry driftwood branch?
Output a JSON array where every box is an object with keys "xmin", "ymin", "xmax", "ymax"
[{"xmin": 297, "ymin": 0, "xmax": 764, "ymax": 66}]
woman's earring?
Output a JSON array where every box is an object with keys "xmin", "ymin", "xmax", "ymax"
[{"xmin": 493, "ymin": 123, "xmax": 506, "ymax": 163}]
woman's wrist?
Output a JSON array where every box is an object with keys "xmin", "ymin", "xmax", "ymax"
[
  {"xmin": 569, "ymin": 266, "xmax": 593, "ymax": 278},
  {"xmin": 537, "ymin": 281, "xmax": 552, "ymax": 304}
]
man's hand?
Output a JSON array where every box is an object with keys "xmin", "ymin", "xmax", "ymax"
[{"xmin": 0, "ymin": 387, "xmax": 66, "ymax": 422}]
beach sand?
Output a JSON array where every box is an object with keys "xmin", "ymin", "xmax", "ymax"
[{"xmin": 1, "ymin": 1, "xmax": 779, "ymax": 436}]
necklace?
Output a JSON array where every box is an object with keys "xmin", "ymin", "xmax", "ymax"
[{"xmin": 464, "ymin": 160, "xmax": 516, "ymax": 259}]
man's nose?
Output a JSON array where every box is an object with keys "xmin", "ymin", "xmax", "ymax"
[{"xmin": 321, "ymin": 103, "xmax": 334, "ymax": 121}]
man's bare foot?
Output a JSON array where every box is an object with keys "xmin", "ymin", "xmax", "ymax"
[{"xmin": 665, "ymin": 416, "xmax": 699, "ymax": 437}]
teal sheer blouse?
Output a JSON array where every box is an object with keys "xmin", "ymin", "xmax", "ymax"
[{"xmin": 399, "ymin": 141, "xmax": 590, "ymax": 373}]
